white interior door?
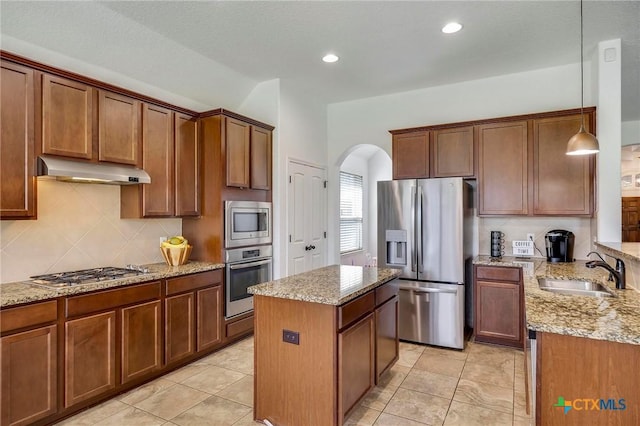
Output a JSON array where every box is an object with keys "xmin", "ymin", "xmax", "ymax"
[{"xmin": 288, "ymin": 160, "xmax": 327, "ymax": 276}]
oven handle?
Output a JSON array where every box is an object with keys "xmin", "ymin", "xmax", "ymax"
[{"xmin": 228, "ymin": 258, "xmax": 272, "ymax": 270}]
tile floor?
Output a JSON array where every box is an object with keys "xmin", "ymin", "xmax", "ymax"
[{"xmin": 56, "ymin": 337, "xmax": 530, "ymax": 426}]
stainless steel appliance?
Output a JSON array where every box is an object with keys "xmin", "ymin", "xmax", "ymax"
[
  {"xmin": 29, "ymin": 265, "xmax": 149, "ymax": 288},
  {"xmin": 377, "ymin": 178, "xmax": 474, "ymax": 349},
  {"xmin": 224, "ymin": 200, "xmax": 272, "ymax": 248},
  {"xmin": 545, "ymin": 229, "xmax": 575, "ymax": 262},
  {"xmin": 225, "ymin": 245, "xmax": 272, "ymax": 318}
]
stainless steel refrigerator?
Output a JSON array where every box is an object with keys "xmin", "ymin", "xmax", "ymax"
[{"xmin": 377, "ymin": 177, "xmax": 474, "ymax": 349}]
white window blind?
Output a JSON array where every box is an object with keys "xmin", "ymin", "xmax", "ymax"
[{"xmin": 340, "ymin": 171, "xmax": 363, "ymax": 253}]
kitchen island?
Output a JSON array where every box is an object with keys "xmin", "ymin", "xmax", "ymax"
[{"xmin": 248, "ymin": 265, "xmax": 400, "ymax": 426}]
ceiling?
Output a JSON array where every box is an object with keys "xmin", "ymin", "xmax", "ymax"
[{"xmin": 1, "ymin": 1, "xmax": 639, "ymax": 121}]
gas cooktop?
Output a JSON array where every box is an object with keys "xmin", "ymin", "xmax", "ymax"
[{"xmin": 30, "ymin": 265, "xmax": 149, "ymax": 288}]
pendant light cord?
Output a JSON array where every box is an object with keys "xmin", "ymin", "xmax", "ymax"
[{"xmin": 580, "ymin": 0, "xmax": 585, "ymax": 129}]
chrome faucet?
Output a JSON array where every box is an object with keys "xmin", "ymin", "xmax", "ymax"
[{"xmin": 585, "ymin": 252, "xmax": 626, "ymax": 289}]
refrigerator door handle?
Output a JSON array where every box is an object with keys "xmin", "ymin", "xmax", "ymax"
[
  {"xmin": 410, "ymin": 185, "xmax": 417, "ymax": 272},
  {"xmin": 417, "ymin": 186, "xmax": 424, "ymax": 273},
  {"xmin": 398, "ymin": 284, "xmax": 458, "ymax": 294}
]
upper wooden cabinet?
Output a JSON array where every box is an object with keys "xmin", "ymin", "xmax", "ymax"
[
  {"xmin": 532, "ymin": 113, "xmax": 595, "ymax": 216},
  {"xmin": 478, "ymin": 121, "xmax": 529, "ymax": 215},
  {"xmin": 1, "ymin": 60, "xmax": 36, "ymax": 219},
  {"xmin": 224, "ymin": 116, "xmax": 273, "ymax": 190},
  {"xmin": 431, "ymin": 126, "xmax": 474, "ymax": 177},
  {"xmin": 98, "ymin": 90, "xmax": 141, "ymax": 166},
  {"xmin": 42, "ymin": 73, "xmax": 94, "ymax": 160},
  {"xmin": 392, "ymin": 131, "xmax": 429, "ymax": 179}
]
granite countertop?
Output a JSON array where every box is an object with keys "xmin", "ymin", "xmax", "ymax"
[
  {"xmin": 248, "ymin": 264, "xmax": 401, "ymax": 306},
  {"xmin": 474, "ymin": 255, "xmax": 640, "ymax": 345},
  {"xmin": 0, "ymin": 261, "xmax": 225, "ymax": 308},
  {"xmin": 595, "ymin": 241, "xmax": 640, "ymax": 262}
]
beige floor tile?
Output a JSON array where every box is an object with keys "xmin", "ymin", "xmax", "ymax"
[
  {"xmin": 94, "ymin": 406, "xmax": 165, "ymax": 426},
  {"xmin": 513, "ymin": 391, "xmax": 530, "ymax": 418},
  {"xmin": 231, "ymin": 412, "xmax": 262, "ymax": 425},
  {"xmin": 200, "ymin": 348, "xmax": 254, "ymax": 375},
  {"xmin": 422, "ymin": 345, "xmax": 468, "ymax": 361},
  {"xmin": 444, "ymin": 401, "xmax": 512, "ymax": 426},
  {"xmin": 181, "ymin": 365, "xmax": 246, "ymax": 394},
  {"xmin": 461, "ymin": 360, "xmax": 514, "ymax": 389},
  {"xmin": 55, "ymin": 400, "xmax": 130, "ymax": 425},
  {"xmin": 171, "ymin": 395, "xmax": 251, "ymax": 426},
  {"xmin": 374, "ymin": 412, "xmax": 428, "ymax": 425},
  {"xmin": 400, "ymin": 369, "xmax": 458, "ymax": 399},
  {"xmin": 360, "ymin": 386, "xmax": 396, "ymax": 411},
  {"xmin": 133, "ymin": 383, "xmax": 210, "ymax": 420},
  {"xmin": 383, "ymin": 388, "xmax": 449, "ymax": 425},
  {"xmin": 513, "ymin": 414, "xmax": 533, "ymax": 426},
  {"xmin": 118, "ymin": 378, "xmax": 176, "ymax": 405},
  {"xmin": 344, "ymin": 405, "xmax": 382, "ymax": 425},
  {"xmin": 468, "ymin": 342, "xmax": 516, "ymax": 356},
  {"xmin": 397, "ymin": 347, "xmax": 424, "ymax": 368},
  {"xmin": 163, "ymin": 363, "xmax": 212, "ymax": 383},
  {"xmin": 413, "ymin": 352, "xmax": 465, "ymax": 378},
  {"xmin": 230, "ymin": 336, "xmax": 254, "ymax": 352},
  {"xmin": 216, "ymin": 375, "xmax": 254, "ymax": 407},
  {"xmin": 466, "ymin": 350, "xmax": 515, "ymax": 370},
  {"xmin": 378, "ymin": 364, "xmax": 410, "ymax": 390},
  {"xmin": 452, "ymin": 378, "xmax": 513, "ymax": 414}
]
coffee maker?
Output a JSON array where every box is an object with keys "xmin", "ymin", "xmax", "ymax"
[{"xmin": 545, "ymin": 230, "xmax": 575, "ymax": 262}]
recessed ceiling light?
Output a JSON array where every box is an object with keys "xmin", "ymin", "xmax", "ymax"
[
  {"xmin": 322, "ymin": 53, "xmax": 339, "ymax": 63},
  {"xmin": 442, "ymin": 22, "xmax": 463, "ymax": 34}
]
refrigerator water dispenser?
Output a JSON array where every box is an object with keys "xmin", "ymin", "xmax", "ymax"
[{"xmin": 386, "ymin": 229, "xmax": 407, "ymax": 265}]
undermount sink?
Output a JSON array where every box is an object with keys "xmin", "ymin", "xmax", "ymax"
[{"xmin": 537, "ymin": 278, "xmax": 614, "ymax": 298}]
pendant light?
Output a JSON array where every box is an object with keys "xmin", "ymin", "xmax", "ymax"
[{"xmin": 566, "ymin": 0, "xmax": 599, "ymax": 156}]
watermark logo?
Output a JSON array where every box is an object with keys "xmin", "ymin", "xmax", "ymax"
[{"xmin": 554, "ymin": 396, "xmax": 626, "ymax": 414}]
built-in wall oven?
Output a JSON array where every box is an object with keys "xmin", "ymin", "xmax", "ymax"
[
  {"xmin": 225, "ymin": 200, "xmax": 272, "ymax": 248},
  {"xmin": 225, "ymin": 245, "xmax": 272, "ymax": 319}
]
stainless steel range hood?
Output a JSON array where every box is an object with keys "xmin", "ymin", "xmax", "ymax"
[{"xmin": 37, "ymin": 155, "xmax": 151, "ymax": 185}]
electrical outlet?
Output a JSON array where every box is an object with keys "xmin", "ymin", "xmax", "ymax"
[
  {"xmin": 283, "ymin": 329, "xmax": 300, "ymax": 345},
  {"xmin": 527, "ymin": 233, "xmax": 535, "ymax": 242}
]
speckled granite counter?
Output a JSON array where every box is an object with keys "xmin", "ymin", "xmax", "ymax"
[
  {"xmin": 0, "ymin": 261, "xmax": 224, "ymax": 308},
  {"xmin": 474, "ymin": 256, "xmax": 640, "ymax": 345},
  {"xmin": 595, "ymin": 242, "xmax": 640, "ymax": 262},
  {"xmin": 248, "ymin": 264, "xmax": 400, "ymax": 305}
]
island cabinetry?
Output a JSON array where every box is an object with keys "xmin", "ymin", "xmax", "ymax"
[
  {"xmin": 1, "ymin": 300, "xmax": 58, "ymax": 426},
  {"xmin": 164, "ymin": 270, "xmax": 223, "ymax": 364},
  {"xmin": 0, "ymin": 60, "xmax": 36, "ymax": 220},
  {"xmin": 375, "ymin": 282, "xmax": 399, "ymax": 380},
  {"xmin": 474, "ymin": 265, "xmax": 523, "ymax": 348},
  {"xmin": 64, "ymin": 281, "xmax": 161, "ymax": 407},
  {"xmin": 477, "ymin": 121, "xmax": 529, "ymax": 215}
]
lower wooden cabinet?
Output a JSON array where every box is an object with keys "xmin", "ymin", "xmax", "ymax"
[
  {"xmin": 165, "ymin": 293, "xmax": 195, "ymax": 364},
  {"xmin": 474, "ymin": 265, "xmax": 524, "ymax": 348},
  {"xmin": 197, "ymin": 286, "xmax": 222, "ymax": 351},
  {"xmin": 121, "ymin": 300, "xmax": 162, "ymax": 384},
  {"xmin": 1, "ymin": 325, "xmax": 57, "ymax": 426},
  {"xmin": 375, "ymin": 295, "xmax": 399, "ymax": 380},
  {"xmin": 339, "ymin": 313, "xmax": 375, "ymax": 417}
]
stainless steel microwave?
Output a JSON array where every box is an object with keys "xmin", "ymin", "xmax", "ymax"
[{"xmin": 224, "ymin": 201, "xmax": 272, "ymax": 248}]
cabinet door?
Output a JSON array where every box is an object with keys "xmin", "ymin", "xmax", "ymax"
[
  {"xmin": 121, "ymin": 300, "xmax": 161, "ymax": 384},
  {"xmin": 1, "ymin": 325, "xmax": 57, "ymax": 426},
  {"xmin": 165, "ymin": 293, "xmax": 194, "ymax": 364},
  {"xmin": 392, "ymin": 131, "xmax": 429, "ymax": 179},
  {"xmin": 375, "ymin": 296, "xmax": 398, "ymax": 382},
  {"xmin": 475, "ymin": 280, "xmax": 521, "ymax": 346},
  {"xmin": 478, "ymin": 121, "xmax": 529, "ymax": 215},
  {"xmin": 533, "ymin": 114, "xmax": 594, "ymax": 216},
  {"xmin": 250, "ymin": 126, "xmax": 272, "ymax": 190},
  {"xmin": 338, "ymin": 313, "xmax": 375, "ymax": 418},
  {"xmin": 175, "ymin": 113, "xmax": 200, "ymax": 216},
  {"xmin": 225, "ymin": 117, "xmax": 251, "ymax": 188},
  {"xmin": 1, "ymin": 61, "xmax": 36, "ymax": 219},
  {"xmin": 142, "ymin": 104, "xmax": 174, "ymax": 217},
  {"xmin": 98, "ymin": 90, "xmax": 141, "ymax": 166},
  {"xmin": 432, "ymin": 126, "xmax": 474, "ymax": 177},
  {"xmin": 197, "ymin": 285, "xmax": 222, "ymax": 351},
  {"xmin": 42, "ymin": 74, "xmax": 93, "ymax": 159},
  {"xmin": 65, "ymin": 311, "xmax": 116, "ymax": 407}
]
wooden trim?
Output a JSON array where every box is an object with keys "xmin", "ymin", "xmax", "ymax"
[
  {"xmin": 198, "ymin": 108, "xmax": 275, "ymax": 130},
  {"xmin": 0, "ymin": 300, "xmax": 58, "ymax": 333},
  {"xmin": 475, "ymin": 266, "xmax": 521, "ymax": 282},
  {"xmin": 337, "ymin": 292, "xmax": 375, "ymax": 330},
  {"xmin": 389, "ymin": 107, "xmax": 597, "ymax": 135},
  {"xmin": 165, "ymin": 270, "xmax": 222, "ymax": 296}
]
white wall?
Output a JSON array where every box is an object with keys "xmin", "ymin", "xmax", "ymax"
[
  {"xmin": 622, "ymin": 120, "xmax": 640, "ymax": 146},
  {"xmin": 327, "ymin": 63, "xmax": 590, "ymax": 263}
]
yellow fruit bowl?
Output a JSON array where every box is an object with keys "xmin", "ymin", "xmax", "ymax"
[{"xmin": 160, "ymin": 245, "xmax": 192, "ymax": 266}]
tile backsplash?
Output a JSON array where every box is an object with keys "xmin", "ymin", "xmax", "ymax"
[{"xmin": 1, "ymin": 179, "xmax": 181, "ymax": 283}]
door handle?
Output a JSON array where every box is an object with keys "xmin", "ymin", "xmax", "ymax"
[{"xmin": 305, "ymin": 245, "xmax": 316, "ymax": 251}]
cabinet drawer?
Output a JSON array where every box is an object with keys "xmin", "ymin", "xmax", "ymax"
[
  {"xmin": 66, "ymin": 281, "xmax": 161, "ymax": 318},
  {"xmin": 476, "ymin": 266, "xmax": 520, "ymax": 282},
  {"xmin": 1, "ymin": 300, "xmax": 58, "ymax": 333},
  {"xmin": 338, "ymin": 292, "xmax": 375, "ymax": 330},
  {"xmin": 226, "ymin": 315, "xmax": 254, "ymax": 339},
  {"xmin": 166, "ymin": 270, "xmax": 222, "ymax": 296},
  {"xmin": 375, "ymin": 280, "xmax": 399, "ymax": 307}
]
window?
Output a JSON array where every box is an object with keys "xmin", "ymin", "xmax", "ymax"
[{"xmin": 340, "ymin": 171, "xmax": 363, "ymax": 253}]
